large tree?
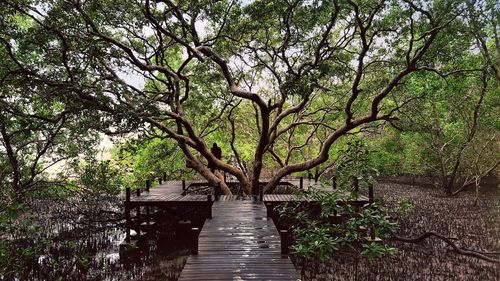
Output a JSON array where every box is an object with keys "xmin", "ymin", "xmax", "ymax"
[
  {"xmin": 0, "ymin": 12, "xmax": 101, "ymax": 207},
  {"xmin": 0, "ymin": 0, "xmax": 474, "ymax": 194},
  {"xmin": 388, "ymin": 0, "xmax": 499, "ymax": 195}
]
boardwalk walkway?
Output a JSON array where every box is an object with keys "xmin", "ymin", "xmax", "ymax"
[
  {"xmin": 178, "ymin": 198, "xmax": 300, "ymax": 281},
  {"xmin": 150, "ymin": 180, "xmax": 185, "ymax": 195},
  {"xmin": 124, "ymin": 179, "xmax": 366, "ymax": 280}
]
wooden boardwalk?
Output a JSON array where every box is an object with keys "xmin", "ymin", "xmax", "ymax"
[
  {"xmin": 126, "ymin": 180, "xmax": 211, "ymax": 206},
  {"xmin": 146, "ymin": 180, "xmax": 186, "ymax": 195},
  {"xmin": 125, "ymin": 178, "xmax": 305, "ymax": 205},
  {"xmin": 128, "ymin": 178, "xmax": 334, "ymax": 200},
  {"xmin": 178, "ymin": 199, "xmax": 300, "ymax": 281},
  {"xmin": 123, "ymin": 178, "xmax": 369, "ymax": 280}
]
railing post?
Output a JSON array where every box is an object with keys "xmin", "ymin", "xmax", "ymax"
[
  {"xmin": 207, "ymin": 195, "xmax": 212, "ymax": 219},
  {"xmin": 280, "ymin": 229, "xmax": 289, "ymax": 255},
  {"xmin": 332, "ymin": 176, "xmax": 337, "ymax": 190},
  {"xmin": 215, "ymin": 182, "xmax": 222, "ymax": 200},
  {"xmin": 136, "ymin": 209, "xmax": 141, "ymax": 237},
  {"xmin": 158, "ymin": 177, "xmax": 162, "ymax": 185},
  {"xmin": 146, "ymin": 179, "xmax": 150, "ymax": 192},
  {"xmin": 370, "ymin": 225, "xmax": 376, "ymax": 240},
  {"xmin": 178, "ymin": 220, "xmax": 191, "ymax": 246},
  {"xmin": 259, "ymin": 186, "xmax": 263, "ymax": 201},
  {"xmin": 163, "ymin": 172, "xmax": 167, "ymax": 182},
  {"xmin": 125, "ymin": 187, "xmax": 131, "ymax": 243},
  {"xmin": 135, "ymin": 188, "xmax": 141, "ymax": 237},
  {"xmin": 368, "ymin": 184, "xmax": 374, "ymax": 204},
  {"xmin": 308, "ymin": 171, "xmax": 312, "ymax": 181},
  {"xmin": 191, "ymin": 227, "xmax": 199, "ymax": 255},
  {"xmin": 299, "ymin": 177, "xmax": 303, "ymax": 190},
  {"xmin": 353, "ymin": 176, "xmax": 360, "ymax": 213},
  {"xmin": 182, "ymin": 179, "xmax": 186, "ymax": 191},
  {"xmin": 265, "ymin": 202, "xmax": 273, "ymax": 217},
  {"xmin": 353, "ymin": 176, "xmax": 359, "ymax": 198},
  {"xmin": 125, "ymin": 210, "xmax": 131, "ymax": 242}
]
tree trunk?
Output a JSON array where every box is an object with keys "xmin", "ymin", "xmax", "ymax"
[
  {"xmin": 444, "ymin": 178, "xmax": 453, "ymax": 196},
  {"xmin": 251, "ymin": 161, "xmax": 263, "ymax": 195}
]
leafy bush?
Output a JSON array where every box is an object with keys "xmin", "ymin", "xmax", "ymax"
[
  {"xmin": 278, "ymin": 186, "xmax": 397, "ymax": 261},
  {"xmin": 0, "ymin": 203, "xmax": 50, "ymax": 278},
  {"xmin": 361, "ymin": 242, "xmax": 398, "ymax": 260},
  {"xmin": 68, "ymin": 160, "xmax": 123, "ymax": 195}
]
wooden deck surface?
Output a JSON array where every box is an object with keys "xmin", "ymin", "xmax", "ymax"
[
  {"xmin": 178, "ymin": 200, "xmax": 300, "ymax": 281},
  {"xmin": 124, "ymin": 179, "xmax": 369, "ymax": 280},
  {"xmin": 264, "ymin": 193, "xmax": 369, "ymax": 203},
  {"xmin": 127, "ymin": 180, "xmax": 368, "ymax": 204},
  {"xmin": 130, "ymin": 193, "xmax": 208, "ymax": 203}
]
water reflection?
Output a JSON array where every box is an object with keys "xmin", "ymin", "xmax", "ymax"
[{"xmin": 3, "ymin": 198, "xmax": 193, "ymax": 281}]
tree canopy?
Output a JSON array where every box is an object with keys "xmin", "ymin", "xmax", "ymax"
[{"xmin": 1, "ymin": 0, "xmax": 498, "ymax": 196}]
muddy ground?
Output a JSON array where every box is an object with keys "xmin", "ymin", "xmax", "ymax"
[
  {"xmin": 3, "ymin": 182, "xmax": 498, "ymax": 280},
  {"xmin": 295, "ymin": 182, "xmax": 500, "ymax": 281}
]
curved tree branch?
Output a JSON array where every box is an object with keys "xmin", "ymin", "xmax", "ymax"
[{"xmin": 391, "ymin": 232, "xmax": 500, "ymax": 263}]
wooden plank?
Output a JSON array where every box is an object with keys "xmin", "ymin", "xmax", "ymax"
[
  {"xmin": 179, "ymin": 200, "xmax": 299, "ymax": 281},
  {"xmin": 124, "ymin": 179, "xmax": 369, "ymax": 281}
]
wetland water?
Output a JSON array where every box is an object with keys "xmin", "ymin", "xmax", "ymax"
[
  {"xmin": 4, "ymin": 182, "xmax": 294, "ymax": 280},
  {"xmin": 2, "ymin": 194, "xmax": 191, "ymax": 281},
  {"xmin": 4, "ymin": 181, "xmax": 498, "ymax": 280}
]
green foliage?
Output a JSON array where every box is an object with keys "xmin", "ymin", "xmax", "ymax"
[
  {"xmin": 0, "ymin": 204, "xmax": 49, "ymax": 277},
  {"xmin": 2, "ymin": 0, "xmax": 497, "ymax": 197},
  {"xmin": 392, "ymin": 50, "xmax": 499, "ymax": 190},
  {"xmin": 0, "ymin": 202, "xmax": 25, "ymax": 226},
  {"xmin": 366, "ymin": 130, "xmax": 405, "ymax": 176},
  {"xmin": 392, "ymin": 197, "xmax": 415, "ymax": 216},
  {"xmin": 292, "ymin": 223, "xmax": 339, "ymax": 261},
  {"xmin": 361, "ymin": 243, "xmax": 398, "ymax": 260},
  {"xmin": 72, "ymin": 160, "xmax": 123, "ymax": 195},
  {"xmin": 278, "ymin": 186, "xmax": 397, "ymax": 261},
  {"xmin": 335, "ymin": 139, "xmax": 378, "ymax": 190},
  {"xmin": 0, "ymin": 237, "xmax": 50, "ymax": 277},
  {"xmin": 112, "ymin": 136, "xmax": 194, "ymax": 187}
]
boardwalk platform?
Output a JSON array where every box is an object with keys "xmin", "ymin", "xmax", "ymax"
[
  {"xmin": 178, "ymin": 200, "xmax": 300, "ymax": 281},
  {"xmin": 127, "ymin": 178, "xmax": 347, "ymax": 203},
  {"xmin": 123, "ymin": 178, "xmax": 372, "ymax": 280},
  {"xmin": 125, "ymin": 178, "xmax": 309, "ymax": 206}
]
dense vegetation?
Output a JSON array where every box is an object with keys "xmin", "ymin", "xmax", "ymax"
[{"xmin": 0, "ymin": 0, "xmax": 498, "ymax": 279}]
